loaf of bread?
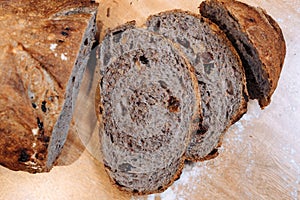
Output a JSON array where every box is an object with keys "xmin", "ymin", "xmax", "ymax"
[
  {"xmin": 0, "ymin": 0, "xmax": 98, "ymax": 173},
  {"xmin": 200, "ymin": 0, "xmax": 286, "ymax": 108},
  {"xmin": 146, "ymin": 10, "xmax": 248, "ymax": 161},
  {"xmin": 96, "ymin": 22, "xmax": 201, "ymax": 194}
]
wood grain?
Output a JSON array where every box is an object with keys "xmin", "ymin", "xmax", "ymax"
[{"xmin": 1, "ymin": 0, "xmax": 300, "ymax": 199}]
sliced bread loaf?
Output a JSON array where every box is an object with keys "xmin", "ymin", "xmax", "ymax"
[
  {"xmin": 200, "ymin": 0, "xmax": 286, "ymax": 108},
  {"xmin": 97, "ymin": 22, "xmax": 201, "ymax": 194},
  {"xmin": 0, "ymin": 0, "xmax": 98, "ymax": 173},
  {"xmin": 146, "ymin": 10, "xmax": 248, "ymax": 161}
]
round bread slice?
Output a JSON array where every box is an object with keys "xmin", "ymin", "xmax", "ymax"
[
  {"xmin": 146, "ymin": 10, "xmax": 248, "ymax": 161},
  {"xmin": 96, "ymin": 22, "xmax": 201, "ymax": 194},
  {"xmin": 200, "ymin": 0, "xmax": 286, "ymax": 108}
]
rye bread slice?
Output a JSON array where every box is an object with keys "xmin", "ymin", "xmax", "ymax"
[
  {"xmin": 0, "ymin": 0, "xmax": 98, "ymax": 173},
  {"xmin": 146, "ymin": 10, "xmax": 248, "ymax": 161},
  {"xmin": 200, "ymin": 0, "xmax": 286, "ymax": 108},
  {"xmin": 96, "ymin": 22, "xmax": 201, "ymax": 194}
]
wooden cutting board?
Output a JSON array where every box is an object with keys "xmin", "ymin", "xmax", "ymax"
[{"xmin": 1, "ymin": 0, "xmax": 300, "ymax": 199}]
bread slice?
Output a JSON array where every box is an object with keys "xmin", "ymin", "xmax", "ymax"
[
  {"xmin": 97, "ymin": 22, "xmax": 201, "ymax": 194},
  {"xmin": 200, "ymin": 0, "xmax": 286, "ymax": 108},
  {"xmin": 0, "ymin": 0, "xmax": 98, "ymax": 173},
  {"xmin": 146, "ymin": 10, "xmax": 248, "ymax": 161}
]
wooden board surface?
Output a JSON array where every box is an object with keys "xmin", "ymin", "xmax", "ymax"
[{"xmin": 1, "ymin": 0, "xmax": 300, "ymax": 199}]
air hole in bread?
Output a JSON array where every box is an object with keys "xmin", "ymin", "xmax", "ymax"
[
  {"xmin": 167, "ymin": 96, "xmax": 180, "ymax": 113},
  {"xmin": 133, "ymin": 189, "xmax": 139, "ymax": 193},
  {"xmin": 139, "ymin": 55, "xmax": 149, "ymax": 65},
  {"xmin": 61, "ymin": 31, "xmax": 68, "ymax": 37},
  {"xmin": 118, "ymin": 163, "xmax": 134, "ymax": 172},
  {"xmin": 109, "ymin": 133, "xmax": 114, "ymax": 143},
  {"xmin": 206, "ymin": 90, "xmax": 210, "ymax": 97},
  {"xmin": 201, "ymin": 52, "xmax": 214, "ymax": 63},
  {"xmin": 32, "ymin": 102, "xmax": 37, "ymax": 109},
  {"xmin": 128, "ymin": 142, "xmax": 132, "ymax": 148},
  {"xmin": 18, "ymin": 149, "xmax": 30, "ymax": 162},
  {"xmin": 176, "ymin": 37, "xmax": 190, "ymax": 48},
  {"xmin": 103, "ymin": 53, "xmax": 111, "ymax": 65},
  {"xmin": 41, "ymin": 101, "xmax": 47, "ymax": 112},
  {"xmin": 158, "ymin": 80, "xmax": 168, "ymax": 89},
  {"xmin": 226, "ymin": 79, "xmax": 234, "ymax": 95},
  {"xmin": 196, "ymin": 126, "xmax": 207, "ymax": 135},
  {"xmin": 153, "ymin": 20, "xmax": 161, "ymax": 31},
  {"xmin": 38, "ymin": 135, "xmax": 50, "ymax": 143},
  {"xmin": 248, "ymin": 17, "xmax": 255, "ymax": 23},
  {"xmin": 55, "ymin": 143, "xmax": 61, "ymax": 150},
  {"xmin": 37, "ymin": 117, "xmax": 43, "ymax": 130},
  {"xmin": 98, "ymin": 105, "xmax": 103, "ymax": 115},
  {"xmin": 204, "ymin": 63, "xmax": 214, "ymax": 74},
  {"xmin": 84, "ymin": 38, "xmax": 88, "ymax": 46},
  {"xmin": 35, "ymin": 152, "xmax": 45, "ymax": 161}
]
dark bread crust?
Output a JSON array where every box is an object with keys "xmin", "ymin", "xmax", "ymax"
[
  {"xmin": 146, "ymin": 10, "xmax": 248, "ymax": 161},
  {"xmin": 97, "ymin": 23, "xmax": 202, "ymax": 195},
  {"xmin": 200, "ymin": 0, "xmax": 286, "ymax": 108},
  {"xmin": 0, "ymin": 0, "xmax": 98, "ymax": 173}
]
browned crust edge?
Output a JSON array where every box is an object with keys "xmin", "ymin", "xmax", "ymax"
[
  {"xmin": 257, "ymin": 8, "xmax": 286, "ymax": 108},
  {"xmin": 200, "ymin": 0, "xmax": 286, "ymax": 109}
]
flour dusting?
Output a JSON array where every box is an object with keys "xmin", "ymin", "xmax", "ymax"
[
  {"xmin": 147, "ymin": 194, "xmax": 155, "ymax": 200},
  {"xmin": 154, "ymin": 101, "xmax": 261, "ymax": 199},
  {"xmin": 276, "ymin": 18, "xmax": 284, "ymax": 22},
  {"xmin": 50, "ymin": 43, "xmax": 57, "ymax": 51},
  {"xmin": 61, "ymin": 53, "xmax": 68, "ymax": 61},
  {"xmin": 133, "ymin": 99, "xmax": 299, "ymax": 200},
  {"xmin": 160, "ymin": 188, "xmax": 178, "ymax": 200}
]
